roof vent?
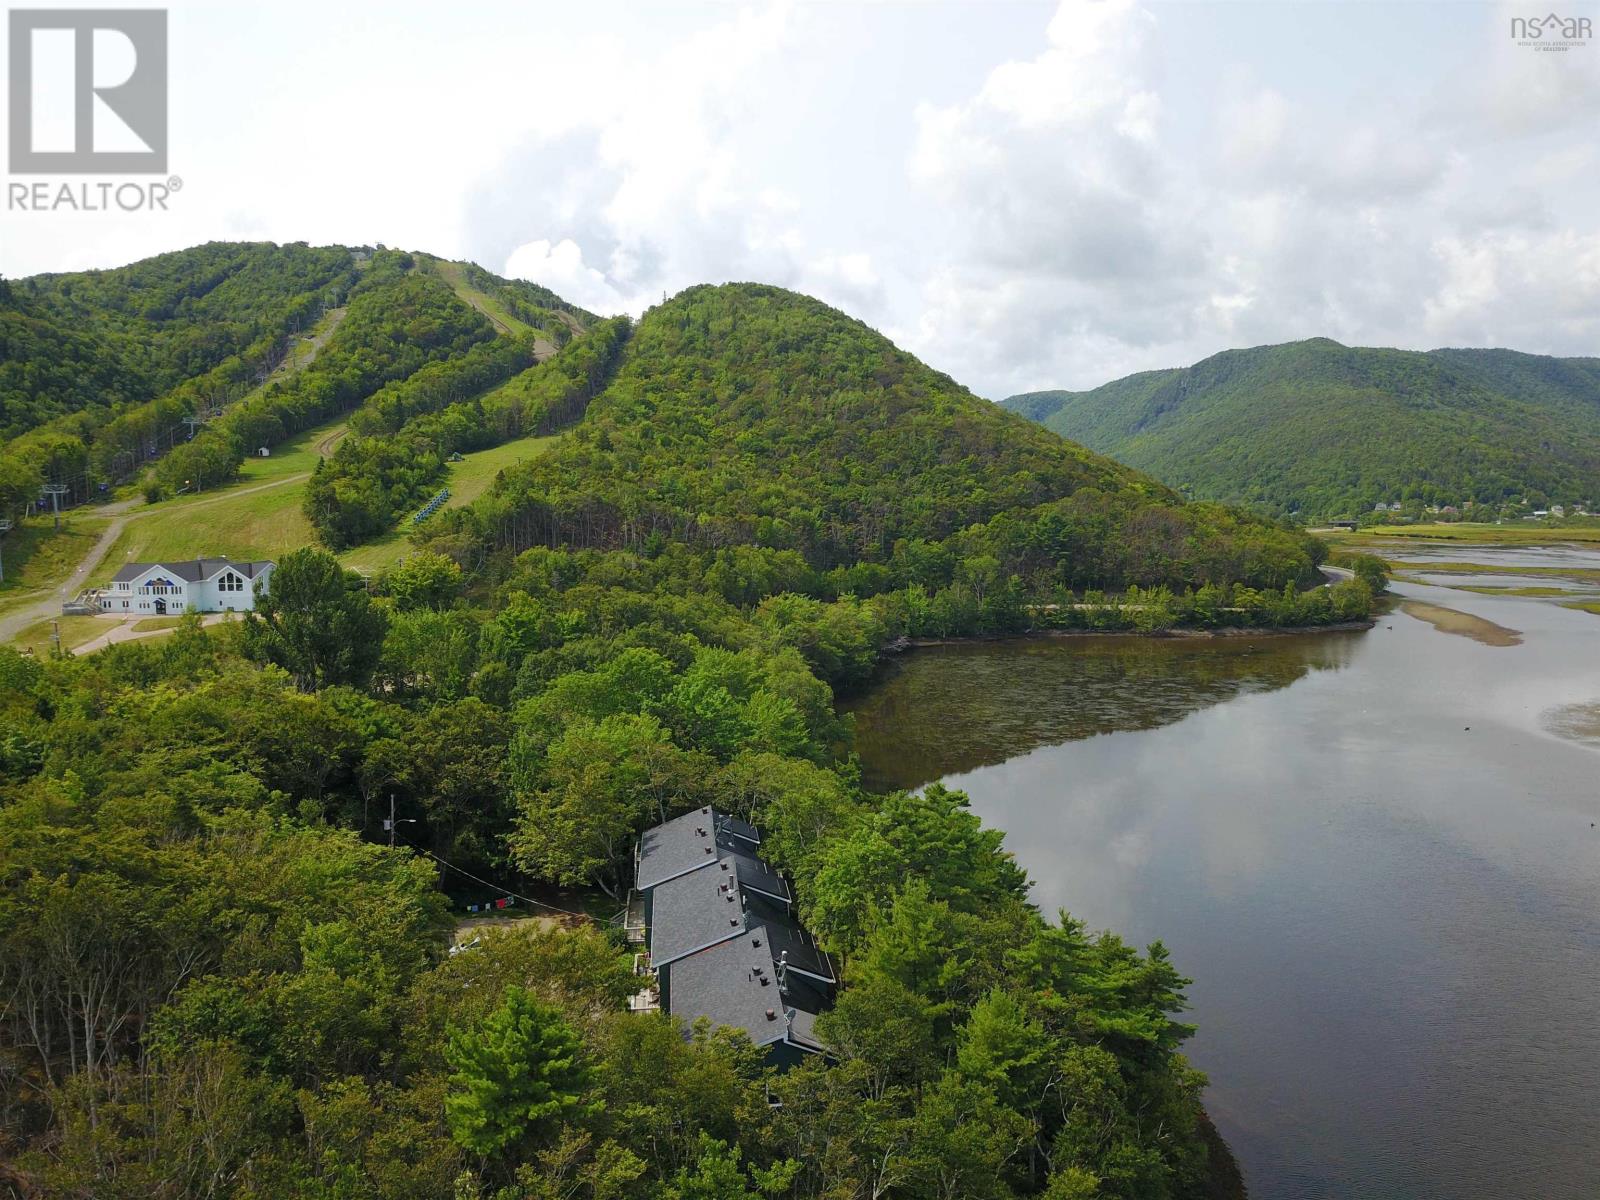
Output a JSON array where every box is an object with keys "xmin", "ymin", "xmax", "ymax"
[
  {"xmin": 759, "ymin": 976, "xmax": 770, "ymax": 986},
  {"xmin": 705, "ymin": 846, "xmax": 714, "ymax": 854},
  {"xmin": 729, "ymin": 917, "xmax": 740, "ymax": 926},
  {"xmin": 765, "ymin": 1008, "xmax": 777, "ymax": 1021},
  {"xmin": 751, "ymin": 937, "xmax": 762, "ymax": 947}
]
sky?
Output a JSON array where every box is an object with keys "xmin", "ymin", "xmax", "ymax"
[{"xmin": 2, "ymin": 0, "xmax": 1598, "ymax": 397}]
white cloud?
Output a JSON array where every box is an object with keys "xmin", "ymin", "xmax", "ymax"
[
  {"xmin": 502, "ymin": 238, "xmax": 626, "ymax": 315},
  {"xmin": 5, "ymin": 0, "xmax": 1599, "ymax": 400},
  {"xmin": 896, "ymin": 0, "xmax": 1600, "ymax": 395}
]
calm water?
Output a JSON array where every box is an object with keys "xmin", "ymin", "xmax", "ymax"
[{"xmin": 846, "ymin": 550, "xmax": 1600, "ymax": 1200}]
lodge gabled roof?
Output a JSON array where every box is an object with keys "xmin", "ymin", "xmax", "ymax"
[{"xmin": 110, "ymin": 558, "xmax": 273, "ymax": 585}]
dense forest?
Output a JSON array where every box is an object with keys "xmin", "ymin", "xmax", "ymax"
[
  {"xmin": 305, "ymin": 316, "xmax": 631, "ymax": 549},
  {"xmin": 0, "ymin": 272, "xmax": 1373, "ymax": 1199},
  {"xmin": 0, "ymin": 244, "xmax": 589, "ymax": 523},
  {"xmin": 1004, "ymin": 339, "xmax": 1600, "ymax": 519}
]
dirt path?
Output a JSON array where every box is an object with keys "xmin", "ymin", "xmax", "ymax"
[
  {"xmin": 263, "ymin": 306, "xmax": 346, "ymax": 385},
  {"xmin": 314, "ymin": 424, "xmax": 347, "ymax": 456}
]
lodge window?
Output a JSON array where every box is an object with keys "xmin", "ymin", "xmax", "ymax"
[{"xmin": 218, "ymin": 573, "xmax": 244, "ymax": 592}]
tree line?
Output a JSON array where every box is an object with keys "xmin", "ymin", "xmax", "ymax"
[
  {"xmin": 0, "ymin": 280, "xmax": 1366, "ymax": 1199},
  {"xmin": 304, "ymin": 317, "xmax": 631, "ymax": 549}
]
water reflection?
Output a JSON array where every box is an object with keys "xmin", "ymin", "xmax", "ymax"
[
  {"xmin": 847, "ymin": 565, "xmax": 1600, "ymax": 1200},
  {"xmin": 849, "ymin": 633, "xmax": 1361, "ymax": 792}
]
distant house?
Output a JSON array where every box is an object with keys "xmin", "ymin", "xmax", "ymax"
[
  {"xmin": 633, "ymin": 806, "xmax": 836, "ymax": 1066},
  {"xmin": 103, "ymin": 558, "xmax": 274, "ymax": 616}
]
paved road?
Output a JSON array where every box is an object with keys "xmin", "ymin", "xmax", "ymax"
[
  {"xmin": 0, "ymin": 498, "xmax": 143, "ymax": 643},
  {"xmin": 71, "ymin": 612, "xmax": 231, "ymax": 656}
]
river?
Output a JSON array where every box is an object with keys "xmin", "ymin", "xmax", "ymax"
[{"xmin": 844, "ymin": 545, "xmax": 1600, "ymax": 1200}]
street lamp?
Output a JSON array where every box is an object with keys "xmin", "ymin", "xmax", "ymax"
[{"xmin": 383, "ymin": 793, "xmax": 418, "ymax": 848}]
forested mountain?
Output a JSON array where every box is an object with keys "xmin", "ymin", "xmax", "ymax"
[
  {"xmin": 0, "ymin": 242, "xmax": 353, "ymax": 438},
  {"xmin": 0, "ymin": 243, "xmax": 593, "ymax": 520},
  {"xmin": 1004, "ymin": 338, "xmax": 1600, "ymax": 519},
  {"xmin": 2, "ymin": 275, "xmax": 1370, "ymax": 1199},
  {"xmin": 436, "ymin": 284, "xmax": 1331, "ymax": 603}
]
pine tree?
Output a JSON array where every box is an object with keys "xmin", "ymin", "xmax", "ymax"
[{"xmin": 443, "ymin": 985, "xmax": 600, "ymax": 1157}]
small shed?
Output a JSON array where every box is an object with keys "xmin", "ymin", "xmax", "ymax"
[{"xmin": 257, "ymin": 446, "xmax": 271, "ymax": 458}]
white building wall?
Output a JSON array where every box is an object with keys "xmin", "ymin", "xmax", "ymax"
[{"xmin": 100, "ymin": 563, "xmax": 273, "ymax": 614}]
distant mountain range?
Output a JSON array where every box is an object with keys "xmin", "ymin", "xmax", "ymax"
[{"xmin": 1002, "ymin": 339, "xmax": 1600, "ymax": 519}]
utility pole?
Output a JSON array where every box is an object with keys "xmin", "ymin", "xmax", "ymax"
[
  {"xmin": 50, "ymin": 621, "xmax": 61, "ymax": 658},
  {"xmin": 0, "ymin": 518, "xmax": 11, "ymax": 582},
  {"xmin": 40, "ymin": 484, "xmax": 68, "ymax": 532},
  {"xmin": 384, "ymin": 793, "xmax": 417, "ymax": 848}
]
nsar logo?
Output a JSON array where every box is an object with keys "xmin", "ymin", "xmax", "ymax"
[{"xmin": 1510, "ymin": 12, "xmax": 1593, "ymax": 50}]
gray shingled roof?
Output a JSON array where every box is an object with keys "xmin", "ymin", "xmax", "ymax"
[
  {"xmin": 636, "ymin": 806, "xmax": 764, "ymax": 891},
  {"xmin": 665, "ymin": 929, "xmax": 826, "ymax": 1054},
  {"xmin": 648, "ymin": 865, "xmax": 752, "ymax": 968},
  {"xmin": 109, "ymin": 558, "xmax": 272, "ymax": 585},
  {"xmin": 636, "ymin": 807, "xmax": 721, "ymax": 890}
]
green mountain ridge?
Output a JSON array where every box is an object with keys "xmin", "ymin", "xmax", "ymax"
[
  {"xmin": 1003, "ymin": 338, "xmax": 1600, "ymax": 519},
  {"xmin": 0, "ymin": 242, "xmax": 595, "ymax": 518},
  {"xmin": 431, "ymin": 282, "xmax": 1329, "ymax": 600}
]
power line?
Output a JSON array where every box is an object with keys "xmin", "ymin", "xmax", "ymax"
[{"xmin": 396, "ymin": 836, "xmax": 598, "ymax": 924}]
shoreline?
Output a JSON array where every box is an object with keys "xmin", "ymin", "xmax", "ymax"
[{"xmin": 885, "ymin": 618, "xmax": 1376, "ymax": 654}]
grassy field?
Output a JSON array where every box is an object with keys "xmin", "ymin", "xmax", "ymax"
[
  {"xmin": 340, "ymin": 433, "xmax": 561, "ymax": 574},
  {"xmin": 1330, "ymin": 522, "xmax": 1600, "ymax": 545},
  {"xmin": 4, "ymin": 422, "xmax": 564, "ymax": 643},
  {"xmin": 1453, "ymin": 584, "xmax": 1583, "ymax": 597},
  {"xmin": 1386, "ymin": 562, "xmax": 1600, "ymax": 581},
  {"xmin": 98, "ymin": 426, "xmax": 561, "ymax": 580},
  {"xmin": 0, "ymin": 515, "xmax": 112, "ymax": 618},
  {"xmin": 431, "ymin": 260, "xmax": 542, "ymax": 340},
  {"xmin": 95, "ymin": 482, "xmax": 318, "ymax": 582},
  {"xmin": 89, "ymin": 415, "xmax": 353, "ymax": 585},
  {"xmin": 12, "ymin": 614, "xmax": 115, "ymax": 657},
  {"xmin": 1562, "ymin": 599, "xmax": 1600, "ymax": 616},
  {"xmin": 445, "ymin": 434, "xmax": 559, "ymax": 507},
  {"xmin": 132, "ymin": 616, "xmax": 185, "ymax": 632}
]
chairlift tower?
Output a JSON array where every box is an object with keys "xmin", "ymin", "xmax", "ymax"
[
  {"xmin": 182, "ymin": 413, "xmax": 207, "ymax": 440},
  {"xmin": 40, "ymin": 484, "xmax": 68, "ymax": 532},
  {"xmin": 0, "ymin": 518, "xmax": 11, "ymax": 583}
]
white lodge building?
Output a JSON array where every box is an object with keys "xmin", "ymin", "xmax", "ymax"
[{"xmin": 103, "ymin": 558, "xmax": 275, "ymax": 615}]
